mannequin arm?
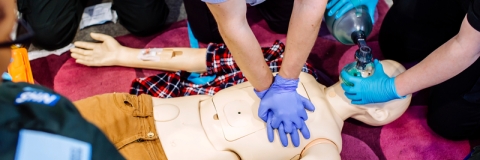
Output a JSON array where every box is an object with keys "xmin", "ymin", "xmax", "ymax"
[
  {"xmin": 300, "ymin": 143, "xmax": 340, "ymax": 160},
  {"xmin": 299, "ymin": 138, "xmax": 340, "ymax": 160},
  {"xmin": 114, "ymin": 47, "xmax": 207, "ymax": 72},
  {"xmin": 70, "ymin": 33, "xmax": 207, "ymax": 72}
]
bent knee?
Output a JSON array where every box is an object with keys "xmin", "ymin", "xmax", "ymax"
[
  {"xmin": 117, "ymin": 5, "xmax": 170, "ymax": 36},
  {"xmin": 124, "ymin": 19, "xmax": 167, "ymax": 36},
  {"xmin": 266, "ymin": 21, "xmax": 289, "ymax": 34},
  {"xmin": 427, "ymin": 113, "xmax": 474, "ymax": 140},
  {"xmin": 31, "ymin": 22, "xmax": 78, "ymax": 50}
]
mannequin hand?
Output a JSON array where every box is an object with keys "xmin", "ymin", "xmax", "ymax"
[
  {"xmin": 340, "ymin": 59, "xmax": 403, "ymax": 105},
  {"xmin": 326, "ymin": 0, "xmax": 378, "ymax": 23},
  {"xmin": 256, "ymin": 74, "xmax": 315, "ymax": 147},
  {"xmin": 70, "ymin": 32, "xmax": 123, "ymax": 66}
]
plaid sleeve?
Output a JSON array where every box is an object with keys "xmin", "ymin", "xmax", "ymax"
[
  {"xmin": 262, "ymin": 40, "xmax": 284, "ymax": 61},
  {"xmin": 129, "ymin": 72, "xmax": 183, "ymax": 98},
  {"xmin": 204, "ymin": 43, "xmax": 240, "ymax": 75},
  {"xmin": 262, "ymin": 40, "xmax": 319, "ymax": 80}
]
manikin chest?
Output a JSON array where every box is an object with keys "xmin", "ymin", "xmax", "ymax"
[{"xmin": 200, "ymin": 82, "xmax": 344, "ymax": 160}]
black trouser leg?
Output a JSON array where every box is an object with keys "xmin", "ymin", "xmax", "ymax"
[
  {"xmin": 427, "ymin": 58, "xmax": 480, "ymax": 140},
  {"xmin": 255, "ymin": 0, "xmax": 294, "ymax": 34},
  {"xmin": 183, "ymin": 0, "xmax": 224, "ymax": 43},
  {"xmin": 17, "ymin": 0, "xmax": 86, "ymax": 50},
  {"xmin": 184, "ymin": 0, "xmax": 295, "ymax": 43},
  {"xmin": 378, "ymin": 0, "xmax": 466, "ymax": 62},
  {"xmin": 112, "ymin": 0, "xmax": 169, "ymax": 36}
]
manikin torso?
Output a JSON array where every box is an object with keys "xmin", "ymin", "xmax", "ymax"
[
  {"xmin": 152, "ymin": 73, "xmax": 347, "ymax": 160},
  {"xmin": 151, "ymin": 59, "xmax": 413, "ymax": 160}
]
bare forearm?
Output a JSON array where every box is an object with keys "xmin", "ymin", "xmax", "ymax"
[
  {"xmin": 207, "ymin": 2, "xmax": 273, "ymax": 91},
  {"xmin": 218, "ymin": 22, "xmax": 272, "ymax": 91},
  {"xmin": 395, "ymin": 16, "xmax": 480, "ymax": 96},
  {"xmin": 116, "ymin": 47, "xmax": 207, "ymax": 72},
  {"xmin": 280, "ymin": 0, "xmax": 327, "ymax": 79}
]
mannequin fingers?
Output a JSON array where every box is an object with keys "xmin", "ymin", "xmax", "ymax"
[
  {"xmin": 74, "ymin": 41, "xmax": 99, "ymax": 50},
  {"xmin": 70, "ymin": 48, "xmax": 89, "ymax": 56},
  {"xmin": 71, "ymin": 52, "xmax": 82, "ymax": 59},
  {"xmin": 326, "ymin": 0, "xmax": 340, "ymax": 10},
  {"xmin": 299, "ymin": 121, "xmax": 311, "ymax": 139},
  {"xmin": 278, "ymin": 124, "xmax": 289, "ymax": 147},
  {"xmin": 75, "ymin": 59, "xmax": 91, "ymax": 66},
  {"xmin": 73, "ymin": 54, "xmax": 96, "ymax": 66},
  {"xmin": 90, "ymin": 32, "xmax": 114, "ymax": 42},
  {"xmin": 290, "ymin": 126, "xmax": 300, "ymax": 147},
  {"xmin": 335, "ymin": 2, "xmax": 354, "ymax": 19},
  {"xmin": 71, "ymin": 52, "xmax": 89, "ymax": 62},
  {"xmin": 328, "ymin": 0, "xmax": 347, "ymax": 18}
]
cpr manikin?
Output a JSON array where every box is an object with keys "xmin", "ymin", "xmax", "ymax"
[
  {"xmin": 70, "ymin": 33, "xmax": 411, "ymax": 159},
  {"xmin": 148, "ymin": 60, "xmax": 409, "ymax": 160}
]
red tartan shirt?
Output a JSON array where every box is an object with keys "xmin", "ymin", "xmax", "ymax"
[{"xmin": 130, "ymin": 40, "xmax": 319, "ymax": 98}]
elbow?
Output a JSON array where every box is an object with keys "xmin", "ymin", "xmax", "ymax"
[{"xmin": 452, "ymin": 35, "xmax": 480, "ymax": 59}]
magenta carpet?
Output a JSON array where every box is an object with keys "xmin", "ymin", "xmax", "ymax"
[{"xmin": 31, "ymin": 1, "xmax": 476, "ymax": 159}]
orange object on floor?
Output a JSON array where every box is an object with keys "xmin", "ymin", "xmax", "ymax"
[{"xmin": 8, "ymin": 45, "xmax": 34, "ymax": 84}]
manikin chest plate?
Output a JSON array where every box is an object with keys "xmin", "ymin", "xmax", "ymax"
[{"xmin": 211, "ymin": 82, "xmax": 311, "ymax": 141}]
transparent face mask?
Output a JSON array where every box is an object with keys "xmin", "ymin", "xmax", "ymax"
[{"xmin": 350, "ymin": 0, "xmax": 363, "ymax": 16}]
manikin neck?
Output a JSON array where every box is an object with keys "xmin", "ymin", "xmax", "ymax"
[{"xmin": 324, "ymin": 82, "xmax": 362, "ymax": 121}]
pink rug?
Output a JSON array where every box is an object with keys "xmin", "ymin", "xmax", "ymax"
[{"xmin": 31, "ymin": 1, "xmax": 473, "ymax": 159}]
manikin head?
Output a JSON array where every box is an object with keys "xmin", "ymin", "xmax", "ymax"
[
  {"xmin": 0, "ymin": 0, "xmax": 17, "ymax": 82},
  {"xmin": 323, "ymin": 60, "xmax": 411, "ymax": 126}
]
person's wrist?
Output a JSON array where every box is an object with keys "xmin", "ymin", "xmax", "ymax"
[
  {"xmin": 387, "ymin": 77, "xmax": 404, "ymax": 99},
  {"xmin": 253, "ymin": 88, "xmax": 268, "ymax": 98},
  {"xmin": 271, "ymin": 74, "xmax": 299, "ymax": 90}
]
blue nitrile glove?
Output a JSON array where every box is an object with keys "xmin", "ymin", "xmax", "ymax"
[
  {"xmin": 340, "ymin": 59, "xmax": 403, "ymax": 105},
  {"xmin": 187, "ymin": 72, "xmax": 216, "ymax": 85},
  {"xmin": 255, "ymin": 74, "xmax": 315, "ymax": 147},
  {"xmin": 2, "ymin": 72, "xmax": 12, "ymax": 81},
  {"xmin": 326, "ymin": 0, "xmax": 378, "ymax": 23},
  {"xmin": 265, "ymin": 110, "xmax": 307, "ymax": 147}
]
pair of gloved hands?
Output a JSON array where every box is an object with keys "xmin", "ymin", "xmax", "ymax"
[
  {"xmin": 254, "ymin": 60, "xmax": 403, "ymax": 147},
  {"xmin": 326, "ymin": 0, "xmax": 378, "ymax": 24},
  {"xmin": 254, "ymin": 74, "xmax": 315, "ymax": 147}
]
